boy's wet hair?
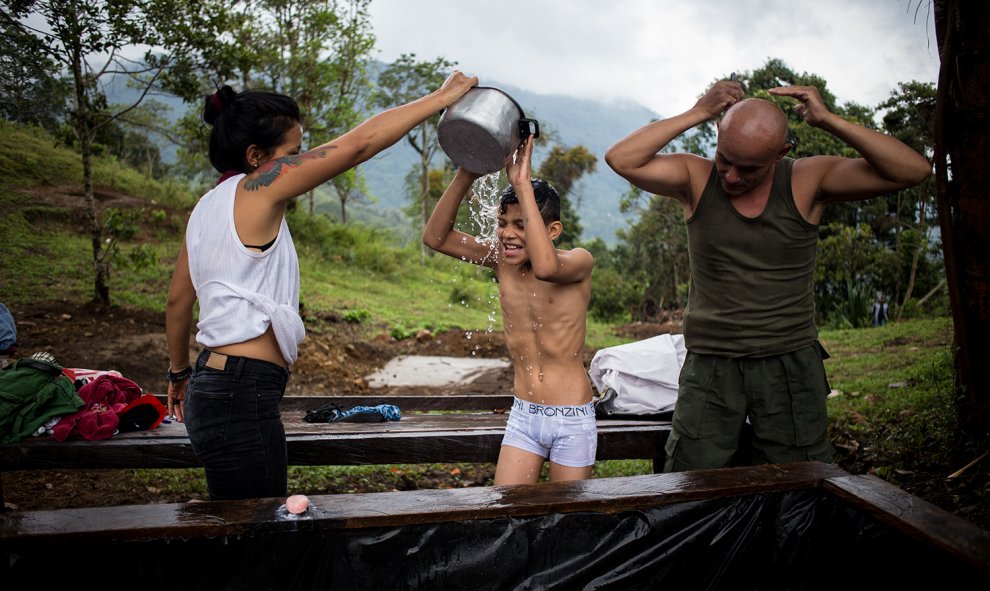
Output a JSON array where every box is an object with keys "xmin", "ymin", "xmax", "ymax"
[
  {"xmin": 499, "ymin": 178, "xmax": 561, "ymax": 225},
  {"xmin": 203, "ymin": 85, "xmax": 301, "ymax": 174}
]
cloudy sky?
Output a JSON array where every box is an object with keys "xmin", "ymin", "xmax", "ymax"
[{"xmin": 367, "ymin": 0, "xmax": 939, "ymax": 116}]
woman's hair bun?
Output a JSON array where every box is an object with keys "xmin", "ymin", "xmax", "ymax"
[{"xmin": 203, "ymin": 85, "xmax": 238, "ymax": 125}]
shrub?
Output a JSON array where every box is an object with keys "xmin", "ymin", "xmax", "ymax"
[
  {"xmin": 590, "ymin": 267, "xmax": 642, "ymax": 321},
  {"xmin": 344, "ymin": 309, "xmax": 371, "ymax": 323}
]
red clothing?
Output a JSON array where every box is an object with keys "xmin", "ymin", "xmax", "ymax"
[{"xmin": 52, "ymin": 374, "xmax": 143, "ymax": 441}]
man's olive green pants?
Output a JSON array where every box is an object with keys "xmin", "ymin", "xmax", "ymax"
[{"xmin": 663, "ymin": 342, "xmax": 834, "ymax": 472}]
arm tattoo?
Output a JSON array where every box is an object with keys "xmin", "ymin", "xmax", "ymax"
[{"xmin": 243, "ymin": 148, "xmax": 336, "ymax": 191}]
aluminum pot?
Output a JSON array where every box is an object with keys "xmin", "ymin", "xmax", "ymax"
[{"xmin": 437, "ymin": 86, "xmax": 540, "ymax": 175}]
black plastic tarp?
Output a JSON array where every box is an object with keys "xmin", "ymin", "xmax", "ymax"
[{"xmin": 4, "ymin": 490, "xmax": 983, "ymax": 590}]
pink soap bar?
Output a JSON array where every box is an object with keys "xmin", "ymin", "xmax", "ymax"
[{"xmin": 286, "ymin": 494, "xmax": 310, "ymax": 514}]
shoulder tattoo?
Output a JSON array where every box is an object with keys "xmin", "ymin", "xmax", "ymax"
[{"xmin": 243, "ymin": 148, "xmax": 336, "ymax": 191}]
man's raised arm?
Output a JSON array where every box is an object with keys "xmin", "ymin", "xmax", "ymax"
[
  {"xmin": 605, "ymin": 78, "xmax": 745, "ymax": 203},
  {"xmin": 770, "ymin": 85, "xmax": 931, "ymax": 203}
]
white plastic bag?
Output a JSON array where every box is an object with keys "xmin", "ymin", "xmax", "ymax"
[{"xmin": 588, "ymin": 333, "xmax": 687, "ymax": 418}]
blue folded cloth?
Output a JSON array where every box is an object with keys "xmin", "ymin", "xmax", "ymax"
[{"xmin": 331, "ymin": 404, "xmax": 402, "ymax": 423}]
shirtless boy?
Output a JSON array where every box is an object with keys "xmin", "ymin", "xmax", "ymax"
[{"xmin": 423, "ymin": 137, "xmax": 596, "ymax": 485}]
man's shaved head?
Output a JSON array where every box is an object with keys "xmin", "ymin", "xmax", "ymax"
[
  {"xmin": 719, "ymin": 99, "xmax": 789, "ymax": 161},
  {"xmin": 712, "ymin": 98, "xmax": 791, "ymax": 196}
]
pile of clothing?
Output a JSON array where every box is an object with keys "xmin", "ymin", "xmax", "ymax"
[{"xmin": 0, "ymin": 352, "xmax": 165, "ymax": 443}]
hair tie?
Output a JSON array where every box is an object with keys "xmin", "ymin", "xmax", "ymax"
[{"xmin": 209, "ymin": 92, "xmax": 224, "ymax": 113}]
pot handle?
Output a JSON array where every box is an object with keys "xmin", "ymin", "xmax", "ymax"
[{"xmin": 519, "ymin": 118, "xmax": 540, "ymax": 140}]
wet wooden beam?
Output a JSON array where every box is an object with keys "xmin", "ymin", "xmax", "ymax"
[
  {"xmin": 0, "ymin": 412, "xmax": 670, "ymax": 470},
  {"xmin": 154, "ymin": 393, "xmax": 517, "ymax": 412},
  {"xmin": 824, "ymin": 473, "xmax": 990, "ymax": 576},
  {"xmin": 4, "ymin": 462, "xmax": 987, "ymax": 586},
  {"xmin": 0, "ymin": 462, "xmax": 845, "ymax": 543}
]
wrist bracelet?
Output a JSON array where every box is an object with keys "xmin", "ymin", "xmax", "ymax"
[{"xmin": 167, "ymin": 365, "xmax": 192, "ymax": 383}]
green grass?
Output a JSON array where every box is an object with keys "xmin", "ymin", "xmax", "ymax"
[
  {"xmin": 821, "ymin": 317, "xmax": 960, "ymax": 477},
  {"xmin": 0, "ymin": 121, "xmax": 83, "ymax": 188},
  {"xmin": 0, "ymin": 207, "xmax": 94, "ymax": 303}
]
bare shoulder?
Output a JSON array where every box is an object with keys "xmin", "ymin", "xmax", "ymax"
[
  {"xmin": 560, "ymin": 246, "xmax": 594, "ymax": 262},
  {"xmin": 791, "ymin": 155, "xmax": 852, "ymax": 196},
  {"xmin": 556, "ymin": 246, "xmax": 595, "ymax": 283},
  {"xmin": 791, "ymin": 154, "xmax": 845, "ymax": 179}
]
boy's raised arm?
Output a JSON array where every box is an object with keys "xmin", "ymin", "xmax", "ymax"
[
  {"xmin": 508, "ymin": 138, "xmax": 593, "ymax": 284},
  {"xmin": 422, "ymin": 168, "xmax": 495, "ymax": 266}
]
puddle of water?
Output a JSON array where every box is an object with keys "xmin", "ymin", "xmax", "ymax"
[{"xmin": 366, "ymin": 355, "xmax": 511, "ymax": 388}]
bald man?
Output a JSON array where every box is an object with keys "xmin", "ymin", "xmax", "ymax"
[{"xmin": 605, "ymin": 78, "xmax": 930, "ymax": 472}]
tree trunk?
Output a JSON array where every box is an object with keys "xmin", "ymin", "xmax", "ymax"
[
  {"xmin": 933, "ymin": 0, "xmax": 990, "ymax": 434},
  {"xmin": 897, "ymin": 184, "xmax": 929, "ymax": 322},
  {"xmin": 70, "ymin": 43, "xmax": 108, "ymax": 307},
  {"xmin": 420, "ymin": 123, "xmax": 431, "ymax": 263}
]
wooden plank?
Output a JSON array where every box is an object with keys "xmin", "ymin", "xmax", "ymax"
[
  {"xmin": 284, "ymin": 394, "xmax": 515, "ymax": 412},
  {"xmin": 824, "ymin": 473, "xmax": 990, "ymax": 576},
  {"xmin": 0, "ymin": 462, "xmax": 844, "ymax": 543},
  {"xmin": 0, "ymin": 413, "xmax": 672, "ymax": 470},
  {"xmin": 154, "ymin": 394, "xmax": 517, "ymax": 412}
]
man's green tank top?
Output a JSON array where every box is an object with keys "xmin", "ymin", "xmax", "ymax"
[{"xmin": 683, "ymin": 158, "xmax": 819, "ymax": 357}]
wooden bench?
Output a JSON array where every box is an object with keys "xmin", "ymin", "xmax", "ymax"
[
  {"xmin": 0, "ymin": 393, "xmax": 672, "ymax": 506},
  {"xmin": 2, "ymin": 462, "xmax": 987, "ymax": 588}
]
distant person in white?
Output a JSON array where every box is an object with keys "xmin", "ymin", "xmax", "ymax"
[{"xmin": 872, "ymin": 296, "xmax": 888, "ymax": 327}]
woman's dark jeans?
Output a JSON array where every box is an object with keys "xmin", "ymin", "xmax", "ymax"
[{"xmin": 185, "ymin": 349, "xmax": 290, "ymax": 500}]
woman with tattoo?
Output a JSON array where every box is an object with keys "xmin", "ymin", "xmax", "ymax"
[{"xmin": 165, "ymin": 72, "xmax": 477, "ymax": 500}]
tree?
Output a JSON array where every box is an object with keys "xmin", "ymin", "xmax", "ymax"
[
  {"xmin": 615, "ymin": 185, "xmax": 689, "ymax": 318},
  {"xmin": 878, "ymin": 81, "xmax": 939, "ymax": 320},
  {"xmin": 0, "ymin": 11, "xmax": 68, "ymax": 130},
  {"xmin": 613, "ymin": 58, "xmax": 940, "ymax": 327},
  {"xmin": 536, "ymin": 144, "xmax": 596, "ymax": 246},
  {"xmin": 736, "ymin": 59, "xmax": 939, "ymax": 324},
  {"xmin": 3, "ymin": 0, "xmax": 224, "ymax": 306},
  {"xmin": 256, "ymin": 0, "xmax": 375, "ymax": 214},
  {"xmin": 814, "ymin": 223, "xmax": 895, "ymax": 326},
  {"xmin": 105, "ymin": 100, "xmax": 175, "ymax": 179},
  {"xmin": 373, "ymin": 53, "xmax": 454, "ymax": 260},
  {"xmin": 168, "ymin": 0, "xmax": 376, "ymax": 202},
  {"xmin": 612, "ymin": 114, "xmax": 696, "ymax": 320},
  {"xmin": 933, "ymin": 0, "xmax": 990, "ymax": 433},
  {"xmin": 330, "ymin": 167, "xmax": 370, "ymax": 224}
]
